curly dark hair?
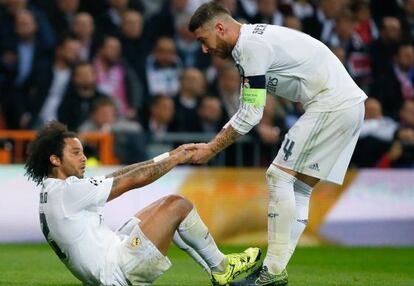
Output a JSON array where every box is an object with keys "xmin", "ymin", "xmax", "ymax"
[{"xmin": 24, "ymin": 121, "xmax": 77, "ymax": 185}]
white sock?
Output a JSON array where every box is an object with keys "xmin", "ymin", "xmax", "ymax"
[
  {"xmin": 177, "ymin": 208, "xmax": 226, "ymax": 272},
  {"xmin": 173, "ymin": 231, "xmax": 212, "ymax": 278},
  {"xmin": 263, "ymin": 165, "xmax": 296, "ymax": 275},
  {"xmin": 287, "ymin": 180, "xmax": 312, "ymax": 260}
]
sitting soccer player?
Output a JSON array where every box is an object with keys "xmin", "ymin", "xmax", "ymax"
[{"xmin": 24, "ymin": 121, "xmax": 261, "ymax": 286}]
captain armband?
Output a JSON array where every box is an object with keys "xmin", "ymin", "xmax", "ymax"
[{"xmin": 241, "ymin": 75, "xmax": 267, "ymax": 107}]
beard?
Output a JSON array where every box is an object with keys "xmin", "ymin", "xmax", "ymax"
[{"xmin": 212, "ymin": 36, "xmax": 234, "ymax": 59}]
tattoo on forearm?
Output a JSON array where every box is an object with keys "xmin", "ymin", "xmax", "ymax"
[
  {"xmin": 106, "ymin": 159, "xmax": 153, "ymax": 178},
  {"xmin": 211, "ymin": 126, "xmax": 241, "ymax": 154},
  {"xmin": 124, "ymin": 159, "xmax": 175, "ymax": 186}
]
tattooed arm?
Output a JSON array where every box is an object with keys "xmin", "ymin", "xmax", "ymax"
[
  {"xmin": 191, "ymin": 125, "xmax": 242, "ymax": 164},
  {"xmin": 106, "ymin": 144, "xmax": 195, "ymax": 178},
  {"xmin": 107, "ymin": 150, "xmax": 192, "ymax": 201},
  {"xmin": 106, "ymin": 160, "xmax": 154, "ymax": 178}
]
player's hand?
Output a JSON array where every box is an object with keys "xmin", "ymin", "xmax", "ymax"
[
  {"xmin": 170, "ymin": 143, "xmax": 196, "ymax": 157},
  {"xmin": 191, "ymin": 143, "xmax": 216, "ymax": 164}
]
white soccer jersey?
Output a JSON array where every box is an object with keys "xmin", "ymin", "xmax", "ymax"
[
  {"xmin": 229, "ymin": 24, "xmax": 367, "ymax": 134},
  {"xmin": 39, "ymin": 176, "xmax": 117, "ymax": 285}
]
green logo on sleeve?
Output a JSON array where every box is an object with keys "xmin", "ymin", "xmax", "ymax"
[{"xmin": 242, "ymin": 88, "xmax": 266, "ymax": 107}]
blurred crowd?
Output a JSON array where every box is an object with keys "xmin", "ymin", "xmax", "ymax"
[{"xmin": 0, "ymin": 0, "xmax": 413, "ymax": 167}]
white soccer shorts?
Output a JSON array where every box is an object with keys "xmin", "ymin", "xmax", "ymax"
[{"xmin": 274, "ymin": 102, "xmax": 365, "ymax": 185}]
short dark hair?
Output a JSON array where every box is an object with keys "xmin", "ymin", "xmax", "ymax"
[
  {"xmin": 189, "ymin": 1, "xmax": 230, "ymax": 32},
  {"xmin": 25, "ymin": 121, "xmax": 77, "ymax": 185}
]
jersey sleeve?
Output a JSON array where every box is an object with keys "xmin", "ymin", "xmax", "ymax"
[
  {"xmin": 64, "ymin": 176, "xmax": 113, "ymax": 213},
  {"xmin": 227, "ymin": 38, "xmax": 273, "ymax": 135}
]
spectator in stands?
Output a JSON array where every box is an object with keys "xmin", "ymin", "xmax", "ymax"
[
  {"xmin": 71, "ymin": 12, "xmax": 97, "ymax": 61},
  {"xmin": 328, "ymin": 9, "xmax": 371, "ymax": 91},
  {"xmin": 352, "ymin": 97, "xmax": 398, "ymax": 167},
  {"xmin": 31, "ymin": 37, "xmax": 81, "ymax": 129},
  {"xmin": 0, "ymin": 9, "xmax": 52, "ymax": 129},
  {"xmin": 143, "ymin": 94, "xmax": 175, "ymax": 138},
  {"xmin": 399, "ymin": 0, "xmax": 414, "ymax": 38},
  {"xmin": 205, "ymin": 55, "xmax": 233, "ymax": 90},
  {"xmin": 250, "ymin": 0, "xmax": 284, "ymax": 26},
  {"xmin": 256, "ymin": 94, "xmax": 285, "ymax": 165},
  {"xmin": 47, "ymin": 0, "xmax": 80, "ymax": 41},
  {"xmin": 145, "ymin": 0, "xmax": 189, "ymax": 45},
  {"xmin": 171, "ymin": 67, "xmax": 206, "ymax": 132},
  {"xmin": 0, "ymin": 0, "xmax": 55, "ymax": 51},
  {"xmin": 79, "ymin": 97, "xmax": 146, "ymax": 163},
  {"xmin": 372, "ymin": 42, "xmax": 414, "ymax": 119},
  {"xmin": 353, "ymin": 1, "xmax": 378, "ymax": 46},
  {"xmin": 196, "ymin": 96, "xmax": 225, "ymax": 133},
  {"xmin": 145, "ymin": 37, "xmax": 183, "ymax": 97},
  {"xmin": 58, "ymin": 62, "xmax": 107, "ymax": 131},
  {"xmin": 291, "ymin": 0, "xmax": 314, "ymax": 20},
  {"xmin": 97, "ymin": 0, "xmax": 144, "ymax": 38},
  {"xmin": 93, "ymin": 36, "xmax": 143, "ymax": 120},
  {"xmin": 215, "ymin": 64, "xmax": 240, "ymax": 119},
  {"xmin": 120, "ymin": 10, "xmax": 148, "ymax": 82},
  {"xmin": 283, "ymin": 14, "xmax": 303, "ymax": 31},
  {"xmin": 302, "ymin": 0, "xmax": 341, "ymax": 43},
  {"xmin": 369, "ymin": 16, "xmax": 402, "ymax": 82},
  {"xmin": 175, "ymin": 12, "xmax": 211, "ymax": 69},
  {"xmin": 376, "ymin": 100, "xmax": 414, "ymax": 168}
]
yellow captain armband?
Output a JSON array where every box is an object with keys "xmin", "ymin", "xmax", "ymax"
[{"xmin": 242, "ymin": 88, "xmax": 266, "ymax": 107}]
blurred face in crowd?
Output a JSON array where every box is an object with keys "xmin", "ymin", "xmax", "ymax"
[
  {"xmin": 73, "ymin": 63, "xmax": 96, "ymax": 97},
  {"xmin": 57, "ymin": 0, "xmax": 79, "ymax": 13},
  {"xmin": 15, "ymin": 10, "xmax": 37, "ymax": 41},
  {"xmin": 283, "ymin": 16, "xmax": 302, "ymax": 31},
  {"xmin": 151, "ymin": 96, "xmax": 175, "ymax": 124},
  {"xmin": 58, "ymin": 39, "xmax": 81, "ymax": 66},
  {"xmin": 218, "ymin": 65, "xmax": 240, "ymax": 95},
  {"xmin": 100, "ymin": 37, "xmax": 121, "ymax": 66},
  {"xmin": 180, "ymin": 68, "xmax": 206, "ymax": 97},
  {"xmin": 171, "ymin": 0, "xmax": 188, "ymax": 12},
  {"xmin": 92, "ymin": 102, "xmax": 116, "ymax": 127},
  {"xmin": 108, "ymin": 0, "xmax": 128, "ymax": 10},
  {"xmin": 382, "ymin": 17, "xmax": 401, "ymax": 42},
  {"xmin": 321, "ymin": 0, "xmax": 339, "ymax": 19},
  {"xmin": 335, "ymin": 13, "xmax": 356, "ymax": 40},
  {"xmin": 176, "ymin": 14, "xmax": 194, "ymax": 43},
  {"xmin": 72, "ymin": 13, "xmax": 94, "ymax": 41},
  {"xmin": 364, "ymin": 97, "xmax": 382, "ymax": 120},
  {"xmin": 216, "ymin": 0, "xmax": 237, "ymax": 15},
  {"xmin": 257, "ymin": 0, "xmax": 277, "ymax": 17},
  {"xmin": 198, "ymin": 97, "xmax": 222, "ymax": 124},
  {"xmin": 2, "ymin": 0, "xmax": 27, "ymax": 14},
  {"xmin": 121, "ymin": 10, "xmax": 143, "ymax": 39},
  {"xmin": 153, "ymin": 37, "xmax": 177, "ymax": 66},
  {"xmin": 404, "ymin": 0, "xmax": 414, "ymax": 16},
  {"xmin": 400, "ymin": 100, "xmax": 414, "ymax": 127},
  {"xmin": 396, "ymin": 44, "xmax": 414, "ymax": 72}
]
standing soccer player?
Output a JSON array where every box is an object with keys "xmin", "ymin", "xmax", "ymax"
[
  {"xmin": 24, "ymin": 121, "xmax": 261, "ymax": 286},
  {"xmin": 188, "ymin": 2, "xmax": 367, "ymax": 285}
]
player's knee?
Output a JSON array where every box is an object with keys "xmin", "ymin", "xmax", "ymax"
[
  {"xmin": 266, "ymin": 165, "xmax": 296, "ymax": 200},
  {"xmin": 162, "ymin": 195, "xmax": 193, "ymax": 216}
]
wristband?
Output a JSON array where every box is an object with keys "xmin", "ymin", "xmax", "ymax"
[{"xmin": 153, "ymin": 152, "xmax": 170, "ymax": 162}]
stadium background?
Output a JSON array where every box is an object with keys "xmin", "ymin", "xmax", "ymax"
[{"xmin": 0, "ymin": 0, "xmax": 413, "ymax": 285}]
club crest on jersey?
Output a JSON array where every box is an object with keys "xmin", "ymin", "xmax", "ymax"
[
  {"xmin": 131, "ymin": 237, "xmax": 141, "ymax": 248},
  {"xmin": 243, "ymin": 78, "xmax": 250, "ymax": 88}
]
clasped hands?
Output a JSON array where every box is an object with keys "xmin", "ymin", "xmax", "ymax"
[{"xmin": 170, "ymin": 143, "xmax": 216, "ymax": 164}]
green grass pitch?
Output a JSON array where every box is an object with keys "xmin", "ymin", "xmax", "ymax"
[{"xmin": 0, "ymin": 244, "xmax": 413, "ymax": 286}]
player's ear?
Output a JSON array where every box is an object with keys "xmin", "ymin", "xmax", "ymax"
[
  {"xmin": 50, "ymin": 155, "xmax": 61, "ymax": 167},
  {"xmin": 215, "ymin": 22, "xmax": 225, "ymax": 36}
]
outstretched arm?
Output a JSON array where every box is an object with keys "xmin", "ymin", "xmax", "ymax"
[
  {"xmin": 106, "ymin": 160, "xmax": 154, "ymax": 178},
  {"xmin": 191, "ymin": 125, "xmax": 242, "ymax": 164},
  {"xmin": 107, "ymin": 145, "xmax": 195, "ymax": 201}
]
